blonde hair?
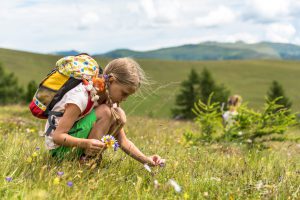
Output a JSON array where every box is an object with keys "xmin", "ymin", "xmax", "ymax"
[
  {"xmin": 103, "ymin": 57, "xmax": 148, "ymax": 91},
  {"xmin": 228, "ymin": 95, "xmax": 242, "ymax": 108}
]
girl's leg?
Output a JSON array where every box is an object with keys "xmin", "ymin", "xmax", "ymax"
[
  {"xmin": 88, "ymin": 104, "xmax": 126, "ymax": 140},
  {"xmin": 50, "ymin": 105, "xmax": 126, "ymax": 159},
  {"xmin": 50, "ymin": 109, "xmax": 97, "ymax": 159}
]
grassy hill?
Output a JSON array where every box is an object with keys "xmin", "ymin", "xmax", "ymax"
[
  {"xmin": 96, "ymin": 41, "xmax": 300, "ymax": 61},
  {"xmin": 1, "ymin": 48, "xmax": 300, "ymax": 118}
]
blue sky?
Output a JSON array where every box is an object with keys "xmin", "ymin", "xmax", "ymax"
[{"xmin": 1, "ymin": 0, "xmax": 300, "ymax": 54}]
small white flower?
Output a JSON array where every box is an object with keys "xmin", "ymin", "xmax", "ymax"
[
  {"xmin": 154, "ymin": 179, "xmax": 159, "ymax": 189},
  {"xmin": 246, "ymin": 139, "xmax": 252, "ymax": 143},
  {"xmin": 143, "ymin": 164, "xmax": 152, "ymax": 173},
  {"xmin": 159, "ymin": 160, "xmax": 166, "ymax": 167},
  {"xmin": 86, "ymin": 84, "xmax": 93, "ymax": 91},
  {"xmin": 238, "ymin": 131, "xmax": 243, "ymax": 136},
  {"xmin": 92, "ymin": 95, "xmax": 99, "ymax": 102},
  {"xmin": 210, "ymin": 177, "xmax": 221, "ymax": 182},
  {"xmin": 255, "ymin": 180, "xmax": 263, "ymax": 190},
  {"xmin": 90, "ymin": 88, "xmax": 97, "ymax": 96},
  {"xmin": 168, "ymin": 179, "xmax": 181, "ymax": 193}
]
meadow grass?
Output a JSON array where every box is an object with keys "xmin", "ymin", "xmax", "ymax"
[
  {"xmin": 1, "ymin": 48, "xmax": 300, "ymax": 117},
  {"xmin": 0, "ymin": 105, "xmax": 299, "ymax": 199}
]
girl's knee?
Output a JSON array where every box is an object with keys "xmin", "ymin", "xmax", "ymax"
[{"xmin": 95, "ymin": 104, "xmax": 126, "ymax": 125}]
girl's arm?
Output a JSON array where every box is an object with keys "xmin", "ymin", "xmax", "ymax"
[
  {"xmin": 117, "ymin": 128, "xmax": 163, "ymax": 166},
  {"xmin": 52, "ymin": 104, "xmax": 104, "ymax": 152}
]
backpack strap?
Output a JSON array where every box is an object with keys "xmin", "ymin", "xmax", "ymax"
[
  {"xmin": 45, "ymin": 92, "xmax": 93, "ymax": 136},
  {"xmin": 80, "ymin": 91, "xmax": 94, "ymax": 117},
  {"xmin": 45, "ymin": 111, "xmax": 63, "ymax": 136},
  {"xmin": 45, "ymin": 77, "xmax": 82, "ymax": 117},
  {"xmin": 45, "ymin": 81, "xmax": 94, "ymax": 136}
]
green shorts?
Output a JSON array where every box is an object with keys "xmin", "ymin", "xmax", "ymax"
[{"xmin": 50, "ymin": 109, "xmax": 97, "ymax": 159}]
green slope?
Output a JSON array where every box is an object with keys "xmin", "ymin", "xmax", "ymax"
[
  {"xmin": 1, "ymin": 48, "xmax": 300, "ymax": 118},
  {"xmin": 98, "ymin": 44, "xmax": 274, "ymax": 60},
  {"xmin": 97, "ymin": 41, "xmax": 300, "ymax": 60},
  {"xmin": 0, "ymin": 48, "xmax": 61, "ymax": 84}
]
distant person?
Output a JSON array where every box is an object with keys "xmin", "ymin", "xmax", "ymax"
[
  {"xmin": 31, "ymin": 55, "xmax": 165, "ymax": 166},
  {"xmin": 222, "ymin": 95, "xmax": 242, "ymax": 129}
]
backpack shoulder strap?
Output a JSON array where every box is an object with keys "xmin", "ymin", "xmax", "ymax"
[
  {"xmin": 45, "ymin": 77, "xmax": 82, "ymax": 116},
  {"xmin": 80, "ymin": 91, "xmax": 94, "ymax": 117}
]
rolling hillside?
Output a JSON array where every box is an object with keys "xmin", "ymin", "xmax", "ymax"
[
  {"xmin": 1, "ymin": 47, "xmax": 300, "ymax": 118},
  {"xmin": 96, "ymin": 41, "xmax": 300, "ymax": 61}
]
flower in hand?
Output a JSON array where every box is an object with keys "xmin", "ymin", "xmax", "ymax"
[{"xmin": 101, "ymin": 135, "xmax": 119, "ymax": 151}]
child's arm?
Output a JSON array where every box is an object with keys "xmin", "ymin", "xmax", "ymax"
[
  {"xmin": 117, "ymin": 128, "xmax": 164, "ymax": 166},
  {"xmin": 52, "ymin": 104, "xmax": 105, "ymax": 153}
]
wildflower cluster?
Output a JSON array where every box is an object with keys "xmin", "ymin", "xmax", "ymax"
[
  {"xmin": 53, "ymin": 171, "xmax": 73, "ymax": 187},
  {"xmin": 101, "ymin": 135, "xmax": 119, "ymax": 151}
]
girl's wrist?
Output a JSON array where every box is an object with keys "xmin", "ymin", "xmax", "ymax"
[
  {"xmin": 144, "ymin": 156, "xmax": 153, "ymax": 164},
  {"xmin": 78, "ymin": 138, "xmax": 88, "ymax": 149}
]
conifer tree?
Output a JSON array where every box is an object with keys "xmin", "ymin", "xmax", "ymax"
[
  {"xmin": 267, "ymin": 80, "xmax": 292, "ymax": 109},
  {"xmin": 173, "ymin": 68, "xmax": 230, "ymax": 119},
  {"xmin": 26, "ymin": 80, "xmax": 38, "ymax": 103},
  {"xmin": 172, "ymin": 69, "xmax": 200, "ymax": 119},
  {"xmin": 0, "ymin": 63, "xmax": 24, "ymax": 104},
  {"xmin": 198, "ymin": 68, "xmax": 229, "ymax": 105}
]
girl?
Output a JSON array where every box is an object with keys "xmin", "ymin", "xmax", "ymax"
[
  {"xmin": 222, "ymin": 95, "xmax": 242, "ymax": 129},
  {"xmin": 46, "ymin": 56, "xmax": 164, "ymax": 166}
]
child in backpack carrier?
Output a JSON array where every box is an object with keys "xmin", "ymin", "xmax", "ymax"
[{"xmin": 41, "ymin": 55, "xmax": 165, "ymax": 166}]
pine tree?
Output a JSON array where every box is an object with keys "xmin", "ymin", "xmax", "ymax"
[
  {"xmin": 172, "ymin": 69, "xmax": 200, "ymax": 119},
  {"xmin": 26, "ymin": 80, "xmax": 38, "ymax": 103},
  {"xmin": 198, "ymin": 68, "xmax": 229, "ymax": 105},
  {"xmin": 267, "ymin": 80, "xmax": 292, "ymax": 109},
  {"xmin": 0, "ymin": 63, "xmax": 24, "ymax": 104}
]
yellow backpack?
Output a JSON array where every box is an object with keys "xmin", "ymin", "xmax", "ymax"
[{"xmin": 29, "ymin": 53, "xmax": 101, "ymax": 119}]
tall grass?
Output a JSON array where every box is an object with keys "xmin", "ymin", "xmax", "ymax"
[{"xmin": 0, "ymin": 106, "xmax": 299, "ymax": 199}]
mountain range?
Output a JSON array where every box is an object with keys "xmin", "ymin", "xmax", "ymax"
[
  {"xmin": 53, "ymin": 41, "xmax": 300, "ymax": 61},
  {"xmin": 93, "ymin": 41, "xmax": 300, "ymax": 60}
]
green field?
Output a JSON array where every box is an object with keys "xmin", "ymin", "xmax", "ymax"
[
  {"xmin": 0, "ymin": 106, "xmax": 299, "ymax": 199},
  {"xmin": 1, "ymin": 48, "xmax": 300, "ymax": 118}
]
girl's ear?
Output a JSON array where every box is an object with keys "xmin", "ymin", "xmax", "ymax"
[{"xmin": 108, "ymin": 76, "xmax": 116, "ymax": 84}]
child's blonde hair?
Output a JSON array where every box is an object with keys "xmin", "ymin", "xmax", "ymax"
[
  {"xmin": 103, "ymin": 58, "xmax": 148, "ymax": 91},
  {"xmin": 227, "ymin": 95, "xmax": 242, "ymax": 109}
]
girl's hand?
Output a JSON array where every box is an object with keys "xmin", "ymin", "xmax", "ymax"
[
  {"xmin": 147, "ymin": 155, "xmax": 166, "ymax": 166},
  {"xmin": 84, "ymin": 139, "xmax": 106, "ymax": 156}
]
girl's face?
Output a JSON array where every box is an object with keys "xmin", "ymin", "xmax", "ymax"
[{"xmin": 108, "ymin": 80, "xmax": 136, "ymax": 104}]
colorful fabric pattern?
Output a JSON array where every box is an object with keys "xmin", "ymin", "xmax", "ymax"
[
  {"xmin": 56, "ymin": 54, "xmax": 99, "ymax": 80},
  {"xmin": 33, "ymin": 97, "xmax": 47, "ymax": 111}
]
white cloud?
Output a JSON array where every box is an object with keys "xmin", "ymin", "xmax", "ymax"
[
  {"xmin": 266, "ymin": 23, "xmax": 296, "ymax": 43},
  {"xmin": 195, "ymin": 6, "xmax": 236, "ymax": 27},
  {"xmin": 245, "ymin": 0, "xmax": 293, "ymax": 22},
  {"xmin": 139, "ymin": 0, "xmax": 182, "ymax": 26},
  {"xmin": 77, "ymin": 12, "xmax": 100, "ymax": 30},
  {"xmin": 0, "ymin": 0, "xmax": 300, "ymax": 53},
  {"xmin": 223, "ymin": 33, "xmax": 260, "ymax": 43}
]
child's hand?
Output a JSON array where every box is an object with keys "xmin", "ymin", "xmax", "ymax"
[
  {"xmin": 84, "ymin": 139, "xmax": 106, "ymax": 156},
  {"xmin": 147, "ymin": 155, "xmax": 166, "ymax": 167}
]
